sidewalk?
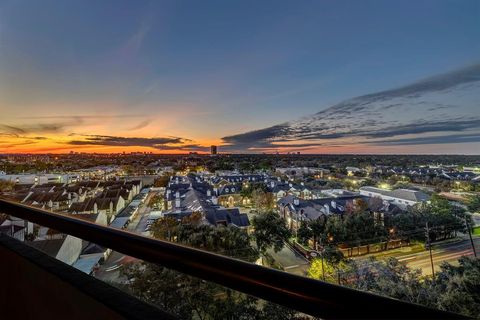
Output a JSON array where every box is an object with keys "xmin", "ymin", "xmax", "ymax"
[{"xmin": 354, "ymin": 242, "xmax": 425, "ymax": 260}]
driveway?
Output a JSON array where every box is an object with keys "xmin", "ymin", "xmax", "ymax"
[{"xmin": 267, "ymin": 243, "xmax": 310, "ymax": 276}]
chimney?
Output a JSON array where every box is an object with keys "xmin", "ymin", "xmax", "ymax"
[
  {"xmin": 324, "ymin": 204, "xmax": 330, "ymax": 215},
  {"xmin": 212, "ymin": 196, "xmax": 218, "ymax": 205},
  {"xmin": 213, "ymin": 187, "xmax": 218, "ymax": 195},
  {"xmin": 175, "ymin": 191, "xmax": 180, "ymax": 198},
  {"xmin": 270, "ymin": 181, "xmax": 275, "ymax": 189},
  {"xmin": 175, "ymin": 198, "xmax": 181, "ymax": 208},
  {"xmin": 207, "ymin": 189, "xmax": 211, "ymax": 197},
  {"xmin": 293, "ymin": 198, "xmax": 299, "ymax": 206}
]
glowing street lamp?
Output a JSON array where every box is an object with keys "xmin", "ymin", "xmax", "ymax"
[{"xmin": 379, "ymin": 183, "xmax": 390, "ymax": 190}]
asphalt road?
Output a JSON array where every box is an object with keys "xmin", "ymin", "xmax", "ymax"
[
  {"xmin": 354, "ymin": 236, "xmax": 479, "ymax": 276},
  {"xmin": 396, "ymin": 237, "xmax": 479, "ymax": 275}
]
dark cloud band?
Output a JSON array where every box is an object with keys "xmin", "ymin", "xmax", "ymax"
[
  {"xmin": 222, "ymin": 64, "xmax": 480, "ymax": 151},
  {"xmin": 67, "ymin": 134, "xmax": 207, "ymax": 151}
]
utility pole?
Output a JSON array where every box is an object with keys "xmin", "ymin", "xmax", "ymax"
[
  {"xmin": 465, "ymin": 217, "xmax": 477, "ymax": 257},
  {"xmin": 425, "ymin": 222, "xmax": 435, "ymax": 277},
  {"xmin": 320, "ymin": 243, "xmax": 326, "ymax": 281}
]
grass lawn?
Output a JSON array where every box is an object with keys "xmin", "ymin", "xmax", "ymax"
[{"xmin": 473, "ymin": 226, "xmax": 480, "ymax": 236}]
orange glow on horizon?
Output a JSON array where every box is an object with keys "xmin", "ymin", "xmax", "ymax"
[{"xmin": 0, "ymin": 134, "xmax": 222, "ymax": 154}]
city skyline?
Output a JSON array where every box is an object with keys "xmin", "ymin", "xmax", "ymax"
[{"xmin": 1, "ymin": 0, "xmax": 479, "ymax": 154}]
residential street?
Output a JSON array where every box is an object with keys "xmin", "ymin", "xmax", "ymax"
[
  {"xmin": 95, "ymin": 190, "xmax": 156, "ymax": 283},
  {"xmin": 270, "ymin": 235, "xmax": 479, "ymax": 278},
  {"xmin": 353, "ymin": 236, "xmax": 479, "ymax": 276}
]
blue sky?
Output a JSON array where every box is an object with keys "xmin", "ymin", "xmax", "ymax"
[{"xmin": 0, "ymin": 0, "xmax": 479, "ymax": 153}]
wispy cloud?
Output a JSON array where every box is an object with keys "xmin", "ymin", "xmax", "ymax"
[
  {"xmin": 128, "ymin": 119, "xmax": 151, "ymax": 130},
  {"xmin": 370, "ymin": 133, "xmax": 480, "ymax": 146},
  {"xmin": 17, "ymin": 114, "xmax": 145, "ymax": 120},
  {"xmin": 222, "ymin": 64, "xmax": 480, "ymax": 151},
  {"xmin": 0, "ymin": 122, "xmax": 75, "ymax": 135}
]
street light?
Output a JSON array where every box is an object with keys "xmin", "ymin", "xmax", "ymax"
[{"xmin": 379, "ymin": 183, "xmax": 390, "ymax": 190}]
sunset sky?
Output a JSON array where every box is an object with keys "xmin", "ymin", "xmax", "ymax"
[{"xmin": 0, "ymin": 0, "xmax": 479, "ymax": 154}]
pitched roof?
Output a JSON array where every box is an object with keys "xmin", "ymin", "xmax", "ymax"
[
  {"xmin": 82, "ymin": 242, "xmax": 106, "ymax": 255},
  {"xmin": 278, "ymin": 194, "xmax": 369, "ymax": 221},
  {"xmin": 29, "ymin": 239, "xmax": 65, "ymax": 257},
  {"xmin": 360, "ymin": 187, "xmax": 429, "ymax": 202},
  {"xmin": 26, "ymin": 190, "xmax": 66, "ymax": 204},
  {"xmin": 69, "ymin": 201, "xmax": 88, "ymax": 213},
  {"xmin": 218, "ymin": 184, "xmax": 241, "ymax": 195},
  {"xmin": 205, "ymin": 208, "xmax": 250, "ymax": 227}
]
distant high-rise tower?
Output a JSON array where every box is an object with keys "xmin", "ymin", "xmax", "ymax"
[{"xmin": 210, "ymin": 145, "xmax": 217, "ymax": 155}]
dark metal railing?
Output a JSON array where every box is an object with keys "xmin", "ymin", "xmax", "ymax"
[{"xmin": 0, "ymin": 198, "xmax": 468, "ymax": 319}]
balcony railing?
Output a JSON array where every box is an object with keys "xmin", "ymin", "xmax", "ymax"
[{"xmin": 0, "ymin": 198, "xmax": 468, "ymax": 319}]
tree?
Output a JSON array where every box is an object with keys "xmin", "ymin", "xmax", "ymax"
[
  {"xmin": 122, "ymin": 262, "xmax": 310, "ymax": 320},
  {"xmin": 260, "ymin": 302, "xmax": 306, "ymax": 320},
  {"xmin": 325, "ymin": 180, "xmax": 343, "ymax": 189},
  {"xmin": 313, "ymin": 255, "xmax": 480, "ymax": 318},
  {"xmin": 0, "ymin": 179, "xmax": 15, "ymax": 194},
  {"xmin": 309, "ymin": 218, "xmax": 327, "ymax": 250},
  {"xmin": 386, "ymin": 194, "xmax": 469, "ymax": 242},
  {"xmin": 252, "ymin": 211, "xmax": 291, "ymax": 253},
  {"xmin": 434, "ymin": 256, "xmax": 480, "ymax": 317},
  {"xmin": 341, "ymin": 257, "xmax": 435, "ymax": 307},
  {"xmin": 242, "ymin": 183, "xmax": 274, "ymax": 211},
  {"xmin": 181, "ymin": 211, "xmax": 203, "ymax": 226},
  {"xmin": 353, "ymin": 198, "xmax": 368, "ymax": 213},
  {"xmin": 148, "ymin": 194, "xmax": 163, "ymax": 208},
  {"xmin": 324, "ymin": 215, "xmax": 347, "ymax": 244},
  {"xmin": 467, "ymin": 195, "xmax": 480, "ymax": 213},
  {"xmin": 368, "ymin": 196, "xmax": 384, "ymax": 212},
  {"xmin": 308, "ymin": 249, "xmax": 346, "ymax": 283},
  {"xmin": 153, "ymin": 174, "xmax": 171, "ymax": 188},
  {"xmin": 297, "ymin": 222, "xmax": 313, "ymax": 245},
  {"xmin": 150, "ymin": 216, "xmax": 178, "ymax": 241},
  {"xmin": 322, "ymin": 245, "xmax": 344, "ymax": 265},
  {"xmin": 150, "ymin": 215, "xmax": 260, "ymax": 262},
  {"xmin": 122, "ymin": 262, "xmax": 261, "ymax": 319},
  {"xmin": 177, "ymin": 224, "xmax": 259, "ymax": 263},
  {"xmin": 251, "ymin": 188, "xmax": 274, "ymax": 211},
  {"xmin": 122, "ymin": 165, "xmax": 135, "ymax": 175}
]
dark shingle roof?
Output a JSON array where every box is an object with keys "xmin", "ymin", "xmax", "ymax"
[
  {"xmin": 205, "ymin": 208, "xmax": 250, "ymax": 227},
  {"xmin": 29, "ymin": 239, "xmax": 64, "ymax": 257}
]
